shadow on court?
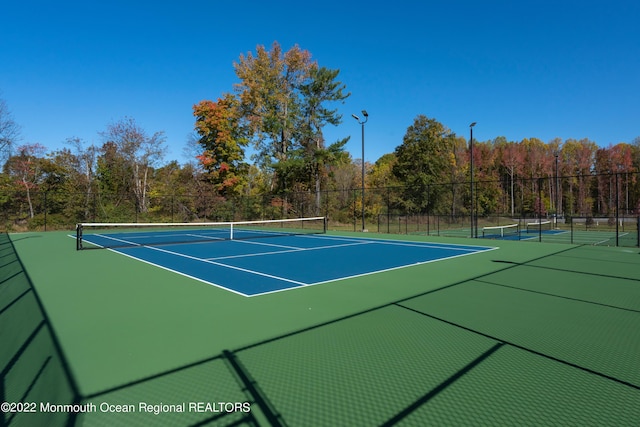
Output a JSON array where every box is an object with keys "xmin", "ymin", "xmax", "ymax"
[
  {"xmin": 3, "ymin": 232, "xmax": 640, "ymax": 426},
  {"xmin": 73, "ymin": 245, "xmax": 640, "ymax": 426},
  {"xmin": 0, "ymin": 233, "xmax": 80, "ymax": 427}
]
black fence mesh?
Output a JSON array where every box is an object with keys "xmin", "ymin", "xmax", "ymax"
[{"xmin": 1, "ymin": 172, "xmax": 638, "ymax": 247}]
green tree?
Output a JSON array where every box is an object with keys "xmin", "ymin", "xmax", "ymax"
[
  {"xmin": 232, "ymin": 42, "xmax": 349, "ymax": 204},
  {"xmin": 297, "ymin": 66, "xmax": 350, "ymax": 201},
  {"xmin": 234, "ymin": 42, "xmax": 314, "ymax": 168},
  {"xmin": 392, "ymin": 116, "xmax": 457, "ymax": 213}
]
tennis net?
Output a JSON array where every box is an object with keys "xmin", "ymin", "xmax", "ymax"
[
  {"xmin": 75, "ymin": 217, "xmax": 327, "ymax": 250},
  {"xmin": 525, "ymin": 220, "xmax": 553, "ymax": 233},
  {"xmin": 481, "ymin": 223, "xmax": 520, "ymax": 239}
]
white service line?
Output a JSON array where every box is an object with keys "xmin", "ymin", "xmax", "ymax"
[
  {"xmin": 297, "ymin": 233, "xmax": 491, "ymax": 252},
  {"xmin": 94, "ymin": 233, "xmax": 142, "ymax": 246},
  {"xmin": 231, "ymin": 239, "xmax": 305, "ymax": 250},
  {"xmin": 145, "ymin": 245, "xmax": 309, "ymax": 286},
  {"xmin": 108, "ymin": 247, "xmax": 249, "ymax": 297},
  {"xmin": 305, "ymin": 247, "xmax": 498, "ymax": 286},
  {"xmin": 185, "ymin": 233, "xmax": 225, "ymax": 240},
  {"xmin": 207, "ymin": 240, "xmax": 374, "ymax": 261}
]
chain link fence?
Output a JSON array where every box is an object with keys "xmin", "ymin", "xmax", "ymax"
[{"xmin": 1, "ymin": 172, "xmax": 638, "ymax": 247}]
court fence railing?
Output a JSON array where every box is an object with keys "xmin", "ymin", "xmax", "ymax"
[{"xmin": 1, "ymin": 172, "xmax": 639, "ymax": 247}]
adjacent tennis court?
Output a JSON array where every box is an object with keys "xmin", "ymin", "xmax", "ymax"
[
  {"xmin": 479, "ymin": 221, "xmax": 630, "ymax": 245},
  {"xmin": 74, "ymin": 219, "xmax": 495, "ymax": 296}
]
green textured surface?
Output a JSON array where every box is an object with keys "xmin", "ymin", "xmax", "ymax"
[
  {"xmin": 398, "ymin": 345, "xmax": 640, "ymax": 426},
  {"xmin": 484, "ymin": 264, "xmax": 640, "ymax": 311},
  {"xmin": 527, "ymin": 244, "xmax": 640, "ymax": 282},
  {"xmin": 236, "ymin": 305, "xmax": 498, "ymax": 426},
  {"xmin": 76, "ymin": 357, "xmax": 255, "ymax": 427},
  {"xmin": 401, "ymin": 280, "xmax": 640, "ymax": 387},
  {"xmin": 0, "ymin": 234, "xmax": 77, "ymax": 427},
  {"xmin": 4, "ymin": 231, "xmax": 640, "ymax": 426},
  {"xmin": 8, "ymin": 231, "xmax": 504, "ymax": 396}
]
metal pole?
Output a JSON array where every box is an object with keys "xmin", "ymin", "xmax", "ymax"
[
  {"xmin": 469, "ymin": 122, "xmax": 476, "ymax": 238},
  {"xmin": 352, "ymin": 111, "xmax": 368, "ymax": 232},
  {"xmin": 616, "ymin": 172, "xmax": 619, "ymax": 246},
  {"xmin": 361, "ymin": 120, "xmax": 365, "ymax": 231},
  {"xmin": 538, "ymin": 178, "xmax": 543, "ymax": 242},
  {"xmin": 555, "ymin": 152, "xmax": 559, "ymax": 227}
]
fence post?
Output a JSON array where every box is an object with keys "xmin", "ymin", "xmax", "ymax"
[
  {"xmin": 43, "ymin": 191, "xmax": 47, "ymax": 231},
  {"xmin": 571, "ymin": 218, "xmax": 574, "ymax": 244},
  {"xmin": 615, "ymin": 173, "xmax": 619, "ymax": 247},
  {"xmin": 386, "ymin": 187, "xmax": 390, "ymax": 234},
  {"xmin": 538, "ymin": 178, "xmax": 542, "ymax": 242},
  {"xmin": 353, "ymin": 189, "xmax": 356, "ymax": 232}
]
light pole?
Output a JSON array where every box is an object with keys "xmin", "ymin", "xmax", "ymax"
[
  {"xmin": 554, "ymin": 151, "xmax": 559, "ymax": 227},
  {"xmin": 469, "ymin": 122, "xmax": 476, "ymax": 238},
  {"xmin": 352, "ymin": 110, "xmax": 368, "ymax": 232}
]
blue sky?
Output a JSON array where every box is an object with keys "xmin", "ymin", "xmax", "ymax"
[{"xmin": 1, "ymin": 1, "xmax": 639, "ymax": 165}]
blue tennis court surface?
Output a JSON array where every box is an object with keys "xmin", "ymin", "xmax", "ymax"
[{"xmin": 83, "ymin": 233, "xmax": 496, "ymax": 296}]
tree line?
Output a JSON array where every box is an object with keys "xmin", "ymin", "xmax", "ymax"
[{"xmin": 1, "ymin": 42, "xmax": 639, "ymax": 231}]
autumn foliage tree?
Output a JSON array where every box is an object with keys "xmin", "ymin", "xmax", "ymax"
[
  {"xmin": 231, "ymin": 42, "xmax": 349, "ymax": 196},
  {"xmin": 193, "ymin": 94, "xmax": 248, "ymax": 197}
]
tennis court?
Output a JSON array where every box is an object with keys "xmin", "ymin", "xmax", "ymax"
[
  {"xmin": 75, "ymin": 220, "xmax": 495, "ymax": 296},
  {"xmin": 3, "ymin": 222, "xmax": 640, "ymax": 426}
]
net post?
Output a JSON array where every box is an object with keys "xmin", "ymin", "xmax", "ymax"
[
  {"xmin": 323, "ymin": 216, "xmax": 328, "ymax": 234},
  {"xmin": 230, "ymin": 223, "xmax": 234, "ymax": 240},
  {"xmin": 76, "ymin": 224, "xmax": 83, "ymax": 251}
]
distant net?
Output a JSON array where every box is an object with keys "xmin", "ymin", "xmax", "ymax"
[
  {"xmin": 525, "ymin": 220, "xmax": 553, "ymax": 233},
  {"xmin": 76, "ymin": 217, "xmax": 327, "ymax": 250},
  {"xmin": 481, "ymin": 223, "xmax": 520, "ymax": 239}
]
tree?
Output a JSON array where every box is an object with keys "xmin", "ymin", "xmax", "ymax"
[
  {"xmin": 470, "ymin": 139, "xmax": 501, "ymax": 216},
  {"xmin": 62, "ymin": 137, "xmax": 98, "ymax": 220},
  {"xmin": 368, "ymin": 153, "xmax": 398, "ymax": 189},
  {"xmin": 497, "ymin": 139, "xmax": 524, "ymax": 216},
  {"xmin": 207, "ymin": 41, "xmax": 352, "ymax": 219},
  {"xmin": 0, "ymin": 97, "xmax": 21, "ymax": 165},
  {"xmin": 294, "ymin": 66, "xmax": 350, "ymax": 212},
  {"xmin": 6, "ymin": 143, "xmax": 47, "ymax": 218},
  {"xmin": 234, "ymin": 42, "xmax": 315, "ymax": 169},
  {"xmin": 193, "ymin": 94, "xmax": 248, "ymax": 197},
  {"xmin": 562, "ymin": 138, "xmax": 597, "ymax": 215},
  {"xmin": 392, "ymin": 115, "xmax": 457, "ymax": 213},
  {"xmin": 99, "ymin": 117, "xmax": 166, "ymax": 214}
]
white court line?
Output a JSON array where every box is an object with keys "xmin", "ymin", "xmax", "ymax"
[
  {"xmin": 185, "ymin": 233, "xmax": 225, "ymax": 241},
  {"xmin": 232, "ymin": 239, "xmax": 305, "ymax": 250},
  {"xmin": 84, "ymin": 232, "xmax": 225, "ymax": 248},
  {"xmin": 75, "ymin": 233, "xmax": 497, "ymax": 297},
  {"xmin": 593, "ymin": 232, "xmax": 628, "ymax": 245},
  {"xmin": 106, "ymin": 247, "xmax": 249, "ymax": 297},
  {"xmin": 307, "ymin": 247, "xmax": 498, "ymax": 286},
  {"xmin": 297, "ymin": 233, "xmax": 493, "ymax": 252},
  {"xmin": 207, "ymin": 240, "xmax": 373, "ymax": 261},
  {"xmin": 144, "ymin": 245, "xmax": 309, "ymax": 286},
  {"xmin": 93, "ymin": 233, "xmax": 142, "ymax": 247},
  {"xmin": 250, "ymin": 246, "xmax": 499, "ymax": 297}
]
